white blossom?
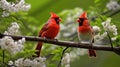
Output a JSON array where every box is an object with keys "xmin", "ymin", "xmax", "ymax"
[
  {"xmin": 1, "ymin": 11, "xmax": 9, "ymax": 17},
  {"xmin": 102, "ymin": 18, "xmax": 118, "ymax": 36},
  {"xmin": 93, "ymin": 26, "xmax": 101, "ymax": 32},
  {"xmin": 106, "ymin": 0, "xmax": 120, "ymax": 11},
  {"xmin": 101, "ymin": 32, "xmax": 108, "ymax": 39},
  {"xmin": 0, "ymin": 22, "xmax": 25, "ymax": 54},
  {"xmin": 23, "ymin": 59, "xmax": 32, "ymax": 67},
  {"xmin": 61, "ymin": 53, "xmax": 70, "ymax": 67},
  {"xmin": 8, "ymin": 60, "xmax": 14, "ymax": 65},
  {"xmin": 94, "ymin": 33, "xmax": 101, "ymax": 40},
  {"xmin": 0, "ymin": 36, "xmax": 25, "ymax": 54},
  {"xmin": 111, "ymin": 37, "xmax": 117, "ymax": 41},
  {"xmin": 66, "ymin": 16, "xmax": 73, "ymax": 23},
  {"xmin": 9, "ymin": 57, "xmax": 46, "ymax": 67},
  {"xmin": 4, "ymin": 22, "xmax": 19, "ymax": 35},
  {"xmin": 65, "ymin": 64, "xmax": 70, "ymax": 67},
  {"xmin": 113, "ymin": 32, "xmax": 118, "ymax": 35},
  {"xmin": 0, "ymin": 0, "xmax": 31, "ymax": 12},
  {"xmin": 102, "ymin": 18, "xmax": 111, "ymax": 31},
  {"xmin": 93, "ymin": 26, "xmax": 101, "ymax": 35},
  {"xmin": 20, "ymin": 4, "xmax": 31, "ymax": 11},
  {"xmin": 94, "ymin": 18, "xmax": 118, "ymax": 44},
  {"xmin": 0, "ymin": 0, "xmax": 31, "ymax": 17},
  {"xmin": 94, "ymin": 32, "xmax": 108, "ymax": 42},
  {"xmin": 32, "ymin": 57, "xmax": 46, "ymax": 67},
  {"xmin": 15, "ymin": 58, "xmax": 24, "ymax": 67}
]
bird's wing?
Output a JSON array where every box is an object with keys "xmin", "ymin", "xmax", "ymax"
[{"xmin": 39, "ymin": 23, "xmax": 49, "ymax": 37}]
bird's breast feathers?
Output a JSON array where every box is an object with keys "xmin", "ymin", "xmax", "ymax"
[{"xmin": 78, "ymin": 26, "xmax": 93, "ymax": 43}]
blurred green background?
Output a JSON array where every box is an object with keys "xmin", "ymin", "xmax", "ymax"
[
  {"xmin": 0, "ymin": 0, "xmax": 120, "ymax": 67},
  {"xmin": 24, "ymin": 0, "xmax": 120, "ymax": 67}
]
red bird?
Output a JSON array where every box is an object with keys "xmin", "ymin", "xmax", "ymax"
[
  {"xmin": 33, "ymin": 12, "xmax": 61, "ymax": 57},
  {"xmin": 77, "ymin": 12, "xmax": 96, "ymax": 57}
]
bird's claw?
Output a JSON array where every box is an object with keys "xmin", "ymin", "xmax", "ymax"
[
  {"xmin": 90, "ymin": 43, "xmax": 93, "ymax": 49},
  {"xmin": 43, "ymin": 37, "xmax": 47, "ymax": 40},
  {"xmin": 78, "ymin": 42, "xmax": 81, "ymax": 46},
  {"xmin": 54, "ymin": 39, "xmax": 58, "ymax": 42}
]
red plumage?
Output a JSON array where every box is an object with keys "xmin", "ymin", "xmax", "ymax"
[
  {"xmin": 33, "ymin": 12, "xmax": 61, "ymax": 57},
  {"xmin": 77, "ymin": 12, "xmax": 96, "ymax": 57}
]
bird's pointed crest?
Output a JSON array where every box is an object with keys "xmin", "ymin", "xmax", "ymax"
[
  {"xmin": 79, "ymin": 11, "xmax": 87, "ymax": 18},
  {"xmin": 50, "ymin": 12, "xmax": 59, "ymax": 18}
]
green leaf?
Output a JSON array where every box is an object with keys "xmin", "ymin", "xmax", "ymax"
[{"xmin": 94, "ymin": 0, "xmax": 100, "ymax": 3}]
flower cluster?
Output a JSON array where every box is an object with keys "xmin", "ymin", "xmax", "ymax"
[
  {"xmin": 0, "ymin": 36, "xmax": 25, "ymax": 55},
  {"xmin": 61, "ymin": 53, "xmax": 70, "ymax": 67},
  {"xmin": 4, "ymin": 22, "xmax": 19, "ymax": 35},
  {"xmin": 0, "ymin": 0, "xmax": 31, "ymax": 17},
  {"xmin": 93, "ymin": 26, "xmax": 101, "ymax": 35},
  {"xmin": 94, "ymin": 18, "xmax": 118, "ymax": 43},
  {"xmin": 102, "ymin": 18, "xmax": 117, "ymax": 35},
  {"xmin": 106, "ymin": 0, "xmax": 120, "ymax": 11},
  {"xmin": 61, "ymin": 49, "xmax": 87, "ymax": 67},
  {"xmin": 1, "ymin": 11, "xmax": 9, "ymax": 17},
  {"xmin": 8, "ymin": 57, "xmax": 46, "ymax": 67},
  {"xmin": 0, "ymin": 36, "xmax": 25, "ymax": 54},
  {"xmin": 0, "ymin": 22, "xmax": 25, "ymax": 55}
]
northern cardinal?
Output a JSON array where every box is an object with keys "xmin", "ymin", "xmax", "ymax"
[
  {"xmin": 33, "ymin": 12, "xmax": 61, "ymax": 57},
  {"xmin": 77, "ymin": 12, "xmax": 96, "ymax": 57}
]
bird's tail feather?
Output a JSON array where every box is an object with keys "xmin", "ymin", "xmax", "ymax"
[
  {"xmin": 88, "ymin": 49, "xmax": 96, "ymax": 57},
  {"xmin": 33, "ymin": 42, "xmax": 43, "ymax": 57}
]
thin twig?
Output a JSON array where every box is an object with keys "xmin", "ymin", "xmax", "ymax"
[
  {"xmin": 90, "ymin": 10, "xmax": 111, "ymax": 21},
  {"xmin": 108, "ymin": 8, "xmax": 120, "ymax": 17},
  {"xmin": 106, "ymin": 31, "xmax": 113, "ymax": 49},
  {"xmin": 2, "ymin": 50, "xmax": 10, "ymax": 67},
  {"xmin": 57, "ymin": 47, "xmax": 69, "ymax": 67}
]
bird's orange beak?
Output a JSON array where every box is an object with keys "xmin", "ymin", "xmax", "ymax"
[
  {"xmin": 59, "ymin": 18, "xmax": 62, "ymax": 22},
  {"xmin": 77, "ymin": 18, "xmax": 80, "ymax": 22}
]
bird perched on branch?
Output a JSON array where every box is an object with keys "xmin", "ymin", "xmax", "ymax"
[
  {"xmin": 77, "ymin": 12, "xmax": 96, "ymax": 57},
  {"xmin": 33, "ymin": 12, "xmax": 62, "ymax": 57}
]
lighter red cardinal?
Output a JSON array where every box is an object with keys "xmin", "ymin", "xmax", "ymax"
[
  {"xmin": 33, "ymin": 12, "xmax": 61, "ymax": 57},
  {"xmin": 77, "ymin": 12, "xmax": 96, "ymax": 57}
]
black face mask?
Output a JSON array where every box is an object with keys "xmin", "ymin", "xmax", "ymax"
[
  {"xmin": 55, "ymin": 18, "xmax": 59, "ymax": 25},
  {"xmin": 78, "ymin": 18, "xmax": 84, "ymax": 26}
]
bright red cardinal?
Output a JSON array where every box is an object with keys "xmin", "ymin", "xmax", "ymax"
[
  {"xmin": 77, "ymin": 12, "xmax": 96, "ymax": 57},
  {"xmin": 33, "ymin": 12, "xmax": 61, "ymax": 57}
]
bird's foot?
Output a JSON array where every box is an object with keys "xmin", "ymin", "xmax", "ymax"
[
  {"xmin": 90, "ymin": 43, "xmax": 93, "ymax": 49},
  {"xmin": 54, "ymin": 39, "xmax": 58, "ymax": 42}
]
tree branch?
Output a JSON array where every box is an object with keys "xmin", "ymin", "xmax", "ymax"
[
  {"xmin": 108, "ymin": 8, "xmax": 120, "ymax": 17},
  {"xmin": 0, "ymin": 33, "xmax": 120, "ymax": 55},
  {"xmin": 91, "ymin": 8, "xmax": 120, "ymax": 21}
]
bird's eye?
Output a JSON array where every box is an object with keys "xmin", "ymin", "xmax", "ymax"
[
  {"xmin": 54, "ymin": 18, "xmax": 59, "ymax": 22},
  {"xmin": 79, "ymin": 18, "xmax": 84, "ymax": 20},
  {"xmin": 78, "ymin": 18, "xmax": 84, "ymax": 26},
  {"xmin": 77, "ymin": 19, "xmax": 81, "ymax": 22},
  {"xmin": 55, "ymin": 18, "xmax": 59, "ymax": 20},
  {"xmin": 78, "ymin": 18, "xmax": 84, "ymax": 22},
  {"xmin": 54, "ymin": 17, "xmax": 60, "ymax": 24}
]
